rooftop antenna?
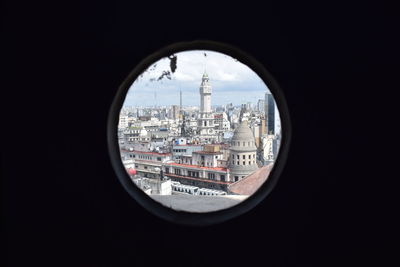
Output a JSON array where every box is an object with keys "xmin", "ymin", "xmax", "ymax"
[
  {"xmin": 204, "ymin": 51, "xmax": 207, "ymax": 76},
  {"xmin": 180, "ymin": 88, "xmax": 182, "ymax": 111},
  {"xmin": 154, "ymin": 91, "xmax": 157, "ymax": 108}
]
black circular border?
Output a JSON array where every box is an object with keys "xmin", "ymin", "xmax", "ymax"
[{"xmin": 107, "ymin": 40, "xmax": 292, "ymax": 226}]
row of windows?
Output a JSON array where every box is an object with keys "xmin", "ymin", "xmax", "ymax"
[
  {"xmin": 232, "ymin": 141, "xmax": 254, "ymax": 147},
  {"xmin": 231, "ymin": 154, "xmax": 255, "ymax": 159},
  {"xmin": 173, "ymin": 149, "xmax": 187, "ymax": 153},
  {"xmin": 188, "ymin": 171, "xmax": 200, "ymax": 178},
  {"xmin": 168, "ymin": 168, "xmax": 226, "ymax": 181},
  {"xmin": 232, "ymin": 160, "xmax": 256, "ymax": 165},
  {"xmin": 129, "ymin": 154, "xmax": 162, "ymax": 161}
]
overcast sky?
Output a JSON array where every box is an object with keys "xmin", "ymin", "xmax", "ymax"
[{"xmin": 122, "ymin": 50, "xmax": 271, "ymax": 107}]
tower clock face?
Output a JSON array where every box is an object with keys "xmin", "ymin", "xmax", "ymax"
[{"xmin": 202, "ymin": 86, "xmax": 211, "ymax": 94}]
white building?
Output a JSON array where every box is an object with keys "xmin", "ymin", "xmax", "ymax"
[
  {"xmin": 197, "ymin": 72, "xmax": 218, "ymax": 143},
  {"xmin": 121, "ymin": 149, "xmax": 172, "ymax": 179},
  {"xmin": 228, "ymin": 120, "xmax": 259, "ymax": 182},
  {"xmin": 163, "ymin": 145, "xmax": 232, "ymax": 191},
  {"xmin": 123, "ymin": 127, "xmax": 150, "ymax": 143},
  {"xmin": 214, "ymin": 112, "xmax": 231, "ymax": 132},
  {"xmin": 260, "ymin": 134, "xmax": 275, "ymax": 164},
  {"xmin": 118, "ymin": 114, "xmax": 129, "ymax": 129}
]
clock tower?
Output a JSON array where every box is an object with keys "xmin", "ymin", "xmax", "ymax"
[{"xmin": 197, "ymin": 71, "xmax": 216, "ymax": 141}]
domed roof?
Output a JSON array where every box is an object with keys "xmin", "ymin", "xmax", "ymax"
[
  {"xmin": 230, "ymin": 120, "xmax": 257, "ymax": 152},
  {"xmin": 232, "ymin": 120, "xmax": 254, "ymax": 141}
]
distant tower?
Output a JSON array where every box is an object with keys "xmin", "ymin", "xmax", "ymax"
[
  {"xmin": 180, "ymin": 89, "xmax": 182, "ymax": 111},
  {"xmin": 265, "ymin": 92, "xmax": 275, "ymax": 135},
  {"xmin": 197, "ymin": 71, "xmax": 215, "ymax": 138}
]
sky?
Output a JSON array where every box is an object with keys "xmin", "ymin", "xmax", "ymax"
[{"xmin": 122, "ymin": 50, "xmax": 272, "ymax": 107}]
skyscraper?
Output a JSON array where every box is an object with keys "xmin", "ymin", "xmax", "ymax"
[
  {"xmin": 265, "ymin": 92, "xmax": 275, "ymax": 135},
  {"xmin": 257, "ymin": 99, "xmax": 265, "ymax": 113}
]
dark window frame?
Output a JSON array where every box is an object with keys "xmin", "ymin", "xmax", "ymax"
[{"xmin": 107, "ymin": 40, "xmax": 292, "ymax": 226}]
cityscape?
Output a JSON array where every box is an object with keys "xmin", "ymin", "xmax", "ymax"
[{"xmin": 118, "ymin": 51, "xmax": 281, "ymax": 212}]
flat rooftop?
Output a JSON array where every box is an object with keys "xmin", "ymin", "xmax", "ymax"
[{"xmin": 150, "ymin": 194, "xmax": 249, "ymax": 212}]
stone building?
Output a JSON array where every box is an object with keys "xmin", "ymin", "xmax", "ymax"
[
  {"xmin": 228, "ymin": 120, "xmax": 259, "ymax": 182},
  {"xmin": 162, "ymin": 145, "xmax": 232, "ymax": 191},
  {"xmin": 197, "ymin": 72, "xmax": 218, "ymax": 143}
]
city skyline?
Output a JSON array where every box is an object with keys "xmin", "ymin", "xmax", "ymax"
[
  {"xmin": 117, "ymin": 51, "xmax": 282, "ymax": 212},
  {"xmin": 122, "ymin": 50, "xmax": 271, "ymax": 107}
]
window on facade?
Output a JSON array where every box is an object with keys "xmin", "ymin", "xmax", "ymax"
[
  {"xmin": 249, "ymin": 161, "xmax": 251, "ymax": 165},
  {"xmin": 220, "ymin": 175, "xmax": 225, "ymax": 181},
  {"xmin": 248, "ymin": 155, "xmax": 251, "ymax": 159},
  {"xmin": 243, "ymin": 155, "xmax": 245, "ymax": 159},
  {"xmin": 243, "ymin": 161, "xmax": 245, "ymax": 165},
  {"xmin": 165, "ymin": 167, "xmax": 169, "ymax": 174},
  {"xmin": 157, "ymin": 157, "xmax": 161, "ymax": 161},
  {"xmin": 237, "ymin": 161, "xmax": 239, "ymax": 165}
]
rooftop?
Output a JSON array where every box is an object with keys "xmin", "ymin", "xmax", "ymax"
[
  {"xmin": 228, "ymin": 163, "xmax": 274, "ymax": 195},
  {"xmin": 121, "ymin": 149, "xmax": 171, "ymax": 156},
  {"xmin": 193, "ymin": 151, "xmax": 223, "ymax": 155},
  {"xmin": 165, "ymin": 173, "xmax": 231, "ymax": 185},
  {"xmin": 165, "ymin": 162, "xmax": 228, "ymax": 172},
  {"xmin": 150, "ymin": 195, "xmax": 248, "ymax": 213}
]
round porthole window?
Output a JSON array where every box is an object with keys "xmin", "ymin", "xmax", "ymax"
[{"xmin": 107, "ymin": 41, "xmax": 291, "ymax": 226}]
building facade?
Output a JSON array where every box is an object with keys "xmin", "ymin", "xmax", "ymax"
[
  {"xmin": 265, "ymin": 92, "xmax": 275, "ymax": 135},
  {"xmin": 197, "ymin": 72, "xmax": 217, "ymax": 142},
  {"xmin": 228, "ymin": 120, "xmax": 259, "ymax": 182}
]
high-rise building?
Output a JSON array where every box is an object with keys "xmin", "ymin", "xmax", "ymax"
[
  {"xmin": 265, "ymin": 92, "xmax": 275, "ymax": 135},
  {"xmin": 257, "ymin": 99, "xmax": 265, "ymax": 113}
]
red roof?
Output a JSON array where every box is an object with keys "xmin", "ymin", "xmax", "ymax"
[
  {"xmin": 228, "ymin": 164, "xmax": 273, "ymax": 195},
  {"xmin": 165, "ymin": 162, "xmax": 228, "ymax": 172}
]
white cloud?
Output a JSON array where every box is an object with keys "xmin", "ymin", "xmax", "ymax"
[{"xmin": 124, "ymin": 50, "xmax": 271, "ymax": 106}]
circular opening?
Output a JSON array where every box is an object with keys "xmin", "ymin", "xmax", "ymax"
[{"xmin": 107, "ymin": 40, "xmax": 291, "ymax": 226}]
